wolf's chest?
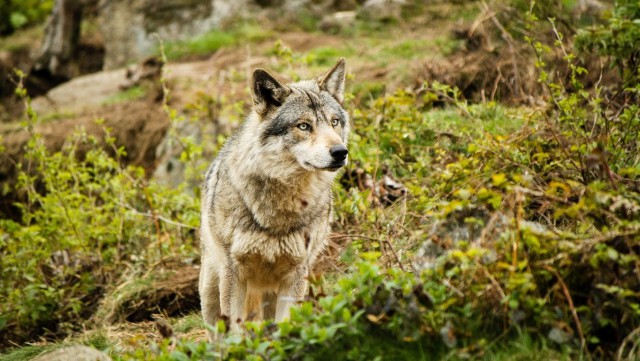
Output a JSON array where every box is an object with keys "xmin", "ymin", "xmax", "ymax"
[{"xmin": 230, "ymin": 229, "xmax": 308, "ymax": 264}]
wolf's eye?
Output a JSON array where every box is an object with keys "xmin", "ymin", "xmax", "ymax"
[
  {"xmin": 331, "ymin": 118, "xmax": 340, "ymax": 127},
  {"xmin": 297, "ymin": 123, "xmax": 311, "ymax": 131}
]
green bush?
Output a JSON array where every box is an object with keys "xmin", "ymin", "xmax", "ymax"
[
  {"xmin": 575, "ymin": 0, "xmax": 640, "ymax": 83},
  {"xmin": 0, "ymin": 0, "xmax": 53, "ymax": 36},
  {"xmin": 0, "ymin": 79, "xmax": 200, "ymax": 345}
]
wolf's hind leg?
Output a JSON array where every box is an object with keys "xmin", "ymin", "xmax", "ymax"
[
  {"xmin": 199, "ymin": 264, "xmax": 220, "ymax": 341},
  {"xmin": 263, "ymin": 291, "xmax": 277, "ymax": 319}
]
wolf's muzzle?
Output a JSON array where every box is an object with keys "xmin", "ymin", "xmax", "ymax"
[{"xmin": 330, "ymin": 144, "xmax": 348, "ymax": 162}]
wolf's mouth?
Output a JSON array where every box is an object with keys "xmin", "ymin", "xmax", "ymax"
[{"xmin": 304, "ymin": 161, "xmax": 346, "ymax": 171}]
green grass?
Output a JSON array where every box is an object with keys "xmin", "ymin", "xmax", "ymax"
[
  {"xmin": 421, "ymin": 103, "xmax": 527, "ymax": 137},
  {"xmin": 0, "ymin": 345, "xmax": 59, "ymax": 361},
  {"xmin": 380, "ymin": 39, "xmax": 433, "ymax": 60},
  {"xmin": 39, "ymin": 111, "xmax": 76, "ymax": 124},
  {"xmin": 301, "ymin": 46, "xmax": 357, "ymax": 67},
  {"xmin": 350, "ymin": 81, "xmax": 387, "ymax": 100},
  {"xmin": 92, "ymin": 273, "xmax": 157, "ymax": 324},
  {"xmin": 0, "ymin": 25, "xmax": 43, "ymax": 52},
  {"xmin": 104, "ymin": 86, "xmax": 146, "ymax": 104},
  {"xmin": 172, "ymin": 312, "xmax": 205, "ymax": 334},
  {"xmin": 80, "ymin": 331, "xmax": 113, "ymax": 352},
  {"xmin": 164, "ymin": 22, "xmax": 274, "ymax": 60},
  {"xmin": 478, "ymin": 334, "xmax": 575, "ymax": 361},
  {"xmin": 165, "ymin": 30, "xmax": 236, "ymax": 59},
  {"xmin": 0, "ymin": 332, "xmax": 112, "ymax": 361}
]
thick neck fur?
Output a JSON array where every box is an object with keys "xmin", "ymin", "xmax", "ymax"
[{"xmin": 225, "ymin": 111, "xmax": 337, "ymax": 232}]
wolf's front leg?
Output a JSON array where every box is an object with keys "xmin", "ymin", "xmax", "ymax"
[
  {"xmin": 219, "ymin": 264, "xmax": 246, "ymax": 330},
  {"xmin": 199, "ymin": 262, "xmax": 220, "ymax": 341},
  {"xmin": 275, "ymin": 266, "xmax": 308, "ymax": 322}
]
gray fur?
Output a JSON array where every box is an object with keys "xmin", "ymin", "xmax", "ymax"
[{"xmin": 199, "ymin": 59, "xmax": 349, "ymax": 339}]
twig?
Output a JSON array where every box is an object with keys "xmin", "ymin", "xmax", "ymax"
[
  {"xmin": 382, "ymin": 239, "xmax": 405, "ymax": 272},
  {"xmin": 143, "ymin": 187, "xmax": 163, "ymax": 248},
  {"xmin": 512, "ymin": 188, "xmax": 524, "ymax": 269},
  {"xmin": 541, "ymin": 265, "xmax": 587, "ymax": 354},
  {"xmin": 480, "ymin": 0, "xmax": 522, "ymax": 97},
  {"xmin": 442, "ymin": 278, "xmax": 464, "ymax": 298},
  {"xmin": 330, "ymin": 233, "xmax": 406, "ymax": 271},
  {"xmin": 617, "ymin": 326, "xmax": 640, "ymax": 361},
  {"xmin": 477, "ymin": 262, "xmax": 506, "ymax": 300},
  {"xmin": 478, "ymin": 211, "xmax": 501, "ymax": 247},
  {"xmin": 118, "ymin": 201, "xmax": 196, "ymax": 229},
  {"xmin": 580, "ymin": 229, "xmax": 640, "ymax": 252},
  {"xmin": 512, "ymin": 185, "xmax": 573, "ymax": 205},
  {"xmin": 137, "ymin": 210, "xmax": 196, "ymax": 230}
]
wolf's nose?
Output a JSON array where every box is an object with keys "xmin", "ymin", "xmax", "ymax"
[{"xmin": 330, "ymin": 145, "xmax": 348, "ymax": 161}]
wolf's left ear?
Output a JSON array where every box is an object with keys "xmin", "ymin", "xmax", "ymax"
[
  {"xmin": 318, "ymin": 58, "xmax": 346, "ymax": 104},
  {"xmin": 253, "ymin": 69, "xmax": 291, "ymax": 115}
]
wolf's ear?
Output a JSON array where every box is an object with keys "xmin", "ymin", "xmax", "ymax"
[
  {"xmin": 252, "ymin": 69, "xmax": 291, "ymax": 115},
  {"xmin": 318, "ymin": 58, "xmax": 346, "ymax": 104}
]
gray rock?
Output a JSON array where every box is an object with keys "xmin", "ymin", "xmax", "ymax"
[
  {"xmin": 152, "ymin": 117, "xmax": 203, "ymax": 190},
  {"xmin": 320, "ymin": 11, "xmax": 357, "ymax": 34},
  {"xmin": 31, "ymin": 68, "xmax": 128, "ymax": 115},
  {"xmin": 99, "ymin": 0, "xmax": 248, "ymax": 69},
  {"xmin": 358, "ymin": 0, "xmax": 406, "ymax": 22},
  {"xmin": 412, "ymin": 210, "xmax": 510, "ymax": 271},
  {"xmin": 548, "ymin": 327, "xmax": 573, "ymax": 344},
  {"xmin": 31, "ymin": 346, "xmax": 111, "ymax": 361}
]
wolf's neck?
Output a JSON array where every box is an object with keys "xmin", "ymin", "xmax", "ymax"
[
  {"xmin": 235, "ymin": 164, "xmax": 335, "ymax": 205},
  {"xmin": 228, "ymin": 155, "xmax": 335, "ymax": 231}
]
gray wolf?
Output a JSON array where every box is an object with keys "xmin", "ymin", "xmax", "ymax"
[{"xmin": 199, "ymin": 59, "xmax": 349, "ymax": 338}]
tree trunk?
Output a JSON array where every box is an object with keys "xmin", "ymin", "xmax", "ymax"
[
  {"xmin": 0, "ymin": 1, "xmax": 15, "ymax": 36},
  {"xmin": 32, "ymin": 0, "xmax": 84, "ymax": 81}
]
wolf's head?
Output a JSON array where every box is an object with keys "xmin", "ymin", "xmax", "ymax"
[{"xmin": 251, "ymin": 59, "xmax": 350, "ymax": 173}]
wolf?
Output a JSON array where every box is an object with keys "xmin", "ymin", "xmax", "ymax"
[{"xmin": 199, "ymin": 59, "xmax": 349, "ymax": 338}]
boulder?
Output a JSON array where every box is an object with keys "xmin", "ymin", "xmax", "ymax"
[
  {"xmin": 319, "ymin": 11, "xmax": 357, "ymax": 34},
  {"xmin": 99, "ymin": 0, "xmax": 248, "ymax": 69},
  {"xmin": 358, "ymin": 0, "xmax": 405, "ymax": 22},
  {"xmin": 32, "ymin": 346, "xmax": 111, "ymax": 361}
]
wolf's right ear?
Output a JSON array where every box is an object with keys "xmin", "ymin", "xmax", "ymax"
[{"xmin": 252, "ymin": 69, "xmax": 291, "ymax": 115}]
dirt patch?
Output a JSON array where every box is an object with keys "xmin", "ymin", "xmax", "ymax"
[
  {"xmin": 278, "ymin": 32, "xmax": 343, "ymax": 53},
  {"xmin": 95, "ymin": 264, "xmax": 200, "ymax": 324},
  {"xmin": 416, "ymin": 24, "xmax": 621, "ymax": 105},
  {"xmin": 95, "ymin": 243, "xmax": 355, "ymax": 327},
  {"xmin": 416, "ymin": 26, "xmax": 540, "ymax": 104}
]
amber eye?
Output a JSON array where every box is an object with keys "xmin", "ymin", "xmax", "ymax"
[
  {"xmin": 331, "ymin": 118, "xmax": 340, "ymax": 127},
  {"xmin": 297, "ymin": 123, "xmax": 311, "ymax": 131}
]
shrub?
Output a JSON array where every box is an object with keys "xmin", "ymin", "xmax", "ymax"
[
  {"xmin": 0, "ymin": 77, "xmax": 200, "ymax": 346},
  {"xmin": 575, "ymin": 0, "xmax": 640, "ymax": 84}
]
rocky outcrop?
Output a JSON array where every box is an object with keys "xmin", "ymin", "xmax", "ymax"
[
  {"xmin": 99, "ymin": 0, "xmax": 248, "ymax": 69},
  {"xmin": 97, "ymin": 0, "xmax": 367, "ymax": 69}
]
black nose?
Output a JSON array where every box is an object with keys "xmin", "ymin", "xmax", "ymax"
[{"xmin": 330, "ymin": 144, "xmax": 348, "ymax": 161}]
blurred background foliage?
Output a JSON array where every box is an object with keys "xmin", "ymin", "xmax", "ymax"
[{"xmin": 0, "ymin": 0, "xmax": 54, "ymax": 35}]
